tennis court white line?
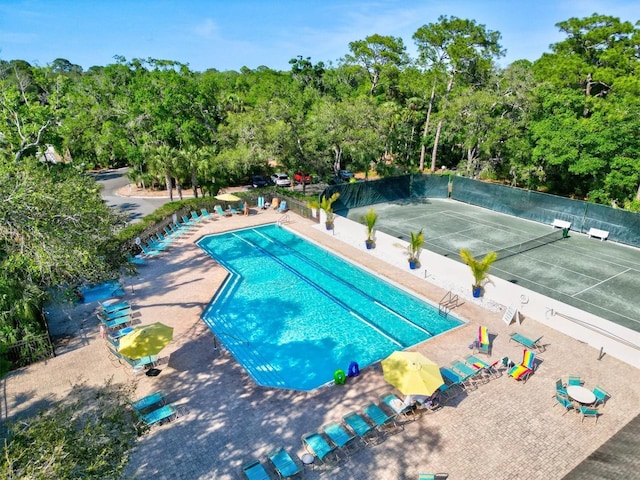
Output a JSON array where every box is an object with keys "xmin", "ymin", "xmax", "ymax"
[{"xmin": 571, "ymin": 268, "xmax": 632, "ymax": 297}]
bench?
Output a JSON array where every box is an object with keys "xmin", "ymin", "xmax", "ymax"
[
  {"xmin": 587, "ymin": 227, "xmax": 609, "ymax": 241},
  {"xmin": 552, "ymin": 219, "xmax": 571, "ymax": 230}
]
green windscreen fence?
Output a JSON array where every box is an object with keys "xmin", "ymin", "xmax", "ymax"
[
  {"xmin": 325, "ymin": 174, "xmax": 450, "ymax": 211},
  {"xmin": 326, "ymin": 175, "xmax": 411, "ymax": 211},
  {"xmin": 451, "ymin": 176, "xmax": 640, "ymax": 247}
]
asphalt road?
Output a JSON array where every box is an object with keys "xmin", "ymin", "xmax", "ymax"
[{"xmin": 92, "ymin": 167, "xmax": 169, "ymax": 223}]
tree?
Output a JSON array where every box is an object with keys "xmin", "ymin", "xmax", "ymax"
[
  {"xmin": 413, "ymin": 16, "xmax": 504, "ymax": 171},
  {"xmin": 344, "ymin": 34, "xmax": 409, "ymax": 95}
]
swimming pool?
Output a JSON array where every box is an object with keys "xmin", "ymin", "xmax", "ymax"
[
  {"xmin": 197, "ymin": 224, "xmax": 464, "ymax": 391},
  {"xmin": 79, "ymin": 280, "xmax": 125, "ymax": 303}
]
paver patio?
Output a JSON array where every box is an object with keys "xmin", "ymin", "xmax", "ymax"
[{"xmin": 2, "ymin": 208, "xmax": 639, "ymax": 479}]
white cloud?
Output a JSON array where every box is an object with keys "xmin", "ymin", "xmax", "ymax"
[{"xmin": 194, "ymin": 18, "xmax": 218, "ymax": 39}]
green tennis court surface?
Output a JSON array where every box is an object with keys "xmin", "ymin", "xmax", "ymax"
[{"xmin": 343, "ymin": 198, "xmax": 640, "ymax": 334}]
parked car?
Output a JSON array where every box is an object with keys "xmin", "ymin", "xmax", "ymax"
[
  {"xmin": 251, "ymin": 175, "xmax": 268, "ymax": 188},
  {"xmin": 294, "ymin": 172, "xmax": 312, "ymax": 184},
  {"xmin": 338, "ymin": 170, "xmax": 355, "ymax": 181},
  {"xmin": 270, "ymin": 173, "xmax": 291, "ymax": 187}
]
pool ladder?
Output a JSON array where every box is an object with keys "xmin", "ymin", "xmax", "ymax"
[
  {"xmin": 277, "ymin": 213, "xmax": 290, "ymax": 226},
  {"xmin": 438, "ymin": 290, "xmax": 459, "ymax": 318}
]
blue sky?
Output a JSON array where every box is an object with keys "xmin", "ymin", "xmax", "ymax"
[{"xmin": 0, "ymin": 0, "xmax": 637, "ymax": 72}]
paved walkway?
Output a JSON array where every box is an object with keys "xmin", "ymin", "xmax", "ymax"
[{"xmin": 2, "ymin": 208, "xmax": 639, "ymax": 479}]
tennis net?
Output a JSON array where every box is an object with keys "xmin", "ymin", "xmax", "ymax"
[{"xmin": 478, "ymin": 229, "xmax": 566, "ymax": 262}]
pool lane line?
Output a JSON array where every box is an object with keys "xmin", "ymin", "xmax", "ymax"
[
  {"xmin": 250, "ymin": 227, "xmax": 433, "ymax": 339},
  {"xmin": 238, "ymin": 230, "xmax": 409, "ymax": 347},
  {"xmin": 350, "ymin": 311, "xmax": 403, "ymax": 348}
]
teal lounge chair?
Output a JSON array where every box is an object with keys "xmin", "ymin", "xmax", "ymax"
[
  {"xmin": 440, "ymin": 366, "xmax": 474, "ymax": 389},
  {"xmin": 140, "ymin": 243, "xmax": 161, "ymax": 257},
  {"xmin": 321, "ymin": 421, "xmax": 357, "ymax": 455},
  {"xmin": 302, "ymin": 431, "xmax": 339, "ymax": 465},
  {"xmin": 190, "ymin": 211, "xmax": 206, "ymax": 223},
  {"xmin": 99, "ymin": 314, "xmax": 132, "ymax": 330},
  {"xmin": 99, "ymin": 299, "xmax": 129, "ymax": 314},
  {"xmin": 200, "ymin": 208, "xmax": 212, "ymax": 219},
  {"xmin": 379, "ymin": 392, "xmax": 416, "ymax": 420},
  {"xmin": 363, "ymin": 402, "xmax": 396, "ymax": 432},
  {"xmin": 509, "ymin": 332, "xmax": 544, "ymax": 352},
  {"xmin": 451, "ymin": 360, "xmax": 484, "ymax": 386},
  {"xmin": 228, "ymin": 204, "xmax": 240, "ymax": 215},
  {"xmin": 242, "ymin": 459, "xmax": 270, "ymax": 480},
  {"xmin": 553, "ymin": 392, "xmax": 574, "ymax": 415},
  {"xmin": 132, "ymin": 391, "xmax": 166, "ymax": 413},
  {"xmin": 343, "ymin": 411, "xmax": 377, "ymax": 446},
  {"xmin": 126, "ymin": 252, "xmax": 146, "ymax": 265},
  {"xmin": 419, "ymin": 474, "xmax": 436, "ymax": 480},
  {"xmin": 214, "ymin": 205, "xmax": 231, "ymax": 217},
  {"xmin": 139, "ymin": 403, "xmax": 177, "ymax": 426},
  {"xmin": 268, "ymin": 447, "xmax": 302, "ymax": 479},
  {"xmin": 278, "ymin": 200, "xmax": 288, "ymax": 213},
  {"xmin": 99, "ymin": 305, "xmax": 132, "ymax": 320}
]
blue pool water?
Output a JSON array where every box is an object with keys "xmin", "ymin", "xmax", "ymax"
[
  {"xmin": 79, "ymin": 280, "xmax": 125, "ymax": 303},
  {"xmin": 197, "ymin": 224, "xmax": 464, "ymax": 391}
]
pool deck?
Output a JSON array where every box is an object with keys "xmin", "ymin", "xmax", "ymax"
[{"xmin": 2, "ymin": 209, "xmax": 640, "ymax": 479}]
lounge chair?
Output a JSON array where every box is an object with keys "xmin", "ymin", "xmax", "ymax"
[
  {"xmin": 451, "ymin": 360, "xmax": 485, "ymax": 386},
  {"xmin": 99, "ymin": 305, "xmax": 132, "ymax": 320},
  {"xmin": 277, "ymin": 200, "xmax": 288, "ymax": 213},
  {"xmin": 419, "ymin": 474, "xmax": 436, "ymax": 480},
  {"xmin": 567, "ymin": 375, "xmax": 582, "ymax": 386},
  {"xmin": 301, "ymin": 431, "xmax": 339, "ymax": 466},
  {"xmin": 464, "ymin": 354, "xmax": 496, "ymax": 381},
  {"xmin": 126, "ymin": 252, "xmax": 146, "ymax": 265},
  {"xmin": 214, "ymin": 205, "xmax": 231, "ymax": 217},
  {"xmin": 509, "ymin": 332, "xmax": 544, "ymax": 352},
  {"xmin": 132, "ymin": 391, "xmax": 166, "ymax": 413},
  {"xmin": 190, "ymin": 210, "xmax": 206, "ymax": 223},
  {"xmin": 228, "ymin": 204, "xmax": 240, "ymax": 215},
  {"xmin": 379, "ymin": 392, "xmax": 417, "ymax": 420},
  {"xmin": 242, "ymin": 459, "xmax": 270, "ymax": 480},
  {"xmin": 257, "ymin": 197, "xmax": 265, "ymax": 209},
  {"xmin": 321, "ymin": 421, "xmax": 357, "ymax": 455},
  {"xmin": 553, "ymin": 392, "xmax": 574, "ymax": 415},
  {"xmin": 163, "ymin": 226, "xmax": 182, "ymax": 239},
  {"xmin": 181, "ymin": 214, "xmax": 198, "ymax": 227},
  {"xmin": 268, "ymin": 447, "xmax": 303, "ymax": 479},
  {"xmin": 578, "ymin": 405, "xmax": 600, "ymax": 424},
  {"xmin": 440, "ymin": 366, "xmax": 474, "ymax": 390},
  {"xmin": 139, "ymin": 403, "xmax": 177, "ymax": 426},
  {"xmin": 592, "ymin": 385, "xmax": 610, "ymax": 407},
  {"xmin": 473, "ymin": 325, "xmax": 491, "ymax": 355},
  {"xmin": 140, "ymin": 243, "xmax": 162, "ymax": 257},
  {"xmin": 107, "ymin": 345, "xmax": 156, "ymax": 369},
  {"xmin": 99, "ymin": 299, "xmax": 130, "ymax": 314},
  {"xmin": 155, "ymin": 232, "xmax": 175, "ymax": 246},
  {"xmin": 200, "ymin": 208, "xmax": 212, "ymax": 219},
  {"xmin": 508, "ymin": 349, "xmax": 536, "ymax": 383},
  {"xmin": 147, "ymin": 237, "xmax": 169, "ymax": 252},
  {"xmin": 363, "ymin": 402, "xmax": 396, "ymax": 432},
  {"xmin": 99, "ymin": 314, "xmax": 132, "ymax": 330},
  {"xmin": 342, "ymin": 411, "xmax": 377, "ymax": 446}
]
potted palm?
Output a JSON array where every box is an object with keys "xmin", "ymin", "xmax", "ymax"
[
  {"xmin": 362, "ymin": 208, "xmax": 378, "ymax": 249},
  {"xmin": 459, "ymin": 249, "xmax": 498, "ymax": 297},
  {"xmin": 407, "ymin": 229, "xmax": 424, "ymax": 269},
  {"xmin": 308, "ymin": 192, "xmax": 340, "ymax": 230}
]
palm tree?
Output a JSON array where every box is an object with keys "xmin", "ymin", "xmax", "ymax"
[
  {"xmin": 309, "ymin": 193, "xmax": 340, "ymax": 229},
  {"xmin": 407, "ymin": 228, "xmax": 424, "ymax": 268},
  {"xmin": 363, "ymin": 208, "xmax": 378, "ymax": 248},
  {"xmin": 459, "ymin": 249, "xmax": 498, "ymax": 296}
]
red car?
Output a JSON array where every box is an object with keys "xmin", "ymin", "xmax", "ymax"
[{"xmin": 294, "ymin": 172, "xmax": 312, "ymax": 184}]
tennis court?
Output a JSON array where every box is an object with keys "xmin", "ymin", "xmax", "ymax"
[{"xmin": 343, "ymin": 198, "xmax": 640, "ymax": 334}]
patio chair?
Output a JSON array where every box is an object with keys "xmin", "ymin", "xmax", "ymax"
[
  {"xmin": 509, "ymin": 332, "xmax": 544, "ymax": 352},
  {"xmin": 139, "ymin": 403, "xmax": 177, "ymax": 426},
  {"xmin": 190, "ymin": 210, "xmax": 206, "ymax": 223},
  {"xmin": 99, "ymin": 305, "xmax": 132, "ymax": 320},
  {"xmin": 363, "ymin": 402, "xmax": 397, "ymax": 432},
  {"xmin": 99, "ymin": 314, "xmax": 132, "ymax": 330},
  {"xmin": 592, "ymin": 385, "xmax": 610, "ymax": 407},
  {"xmin": 552, "ymin": 392, "xmax": 574, "ymax": 416},
  {"xmin": 553, "ymin": 378, "xmax": 567, "ymax": 397},
  {"xmin": 200, "ymin": 208, "xmax": 212, "ymax": 219},
  {"xmin": 464, "ymin": 355, "xmax": 494, "ymax": 381},
  {"xmin": 301, "ymin": 431, "xmax": 339, "ymax": 466},
  {"xmin": 241, "ymin": 459, "xmax": 270, "ymax": 480},
  {"xmin": 132, "ymin": 391, "xmax": 166, "ymax": 413},
  {"xmin": 567, "ymin": 375, "xmax": 582, "ymax": 386},
  {"xmin": 473, "ymin": 325, "xmax": 491, "ymax": 355},
  {"xmin": 99, "ymin": 299, "xmax": 130, "ymax": 314},
  {"xmin": 321, "ymin": 421, "xmax": 358, "ymax": 455},
  {"xmin": 164, "ymin": 226, "xmax": 183, "ymax": 239},
  {"xmin": 140, "ymin": 243, "xmax": 162, "ymax": 257},
  {"xmin": 214, "ymin": 205, "xmax": 232, "ymax": 217},
  {"xmin": 578, "ymin": 405, "xmax": 600, "ymax": 424},
  {"xmin": 342, "ymin": 411, "xmax": 377, "ymax": 446},
  {"xmin": 278, "ymin": 200, "xmax": 288, "ymax": 213},
  {"xmin": 268, "ymin": 447, "xmax": 303, "ymax": 479},
  {"xmin": 147, "ymin": 237, "xmax": 169, "ymax": 252},
  {"xmin": 508, "ymin": 349, "xmax": 536, "ymax": 383},
  {"xmin": 181, "ymin": 214, "xmax": 198, "ymax": 226}
]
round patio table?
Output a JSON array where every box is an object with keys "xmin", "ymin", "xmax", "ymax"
[
  {"xmin": 566, "ymin": 385, "xmax": 596, "ymax": 404},
  {"xmin": 301, "ymin": 453, "xmax": 315, "ymax": 470}
]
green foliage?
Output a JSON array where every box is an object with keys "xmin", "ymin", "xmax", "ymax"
[
  {"xmin": 362, "ymin": 208, "xmax": 378, "ymax": 241},
  {"xmin": 459, "ymin": 249, "xmax": 498, "ymax": 288},
  {"xmin": 407, "ymin": 228, "xmax": 425, "ymax": 263},
  {"xmin": 0, "ymin": 380, "xmax": 139, "ymax": 479},
  {"xmin": 309, "ymin": 192, "xmax": 340, "ymax": 225}
]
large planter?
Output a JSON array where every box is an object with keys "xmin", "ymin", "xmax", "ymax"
[
  {"xmin": 365, "ymin": 239, "xmax": 375, "ymax": 250},
  {"xmin": 409, "ymin": 259, "xmax": 418, "ymax": 270},
  {"xmin": 472, "ymin": 285, "xmax": 483, "ymax": 298},
  {"xmin": 325, "ymin": 222, "xmax": 334, "ymax": 230}
]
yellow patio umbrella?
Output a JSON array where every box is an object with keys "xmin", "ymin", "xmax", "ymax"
[
  {"xmin": 381, "ymin": 350, "xmax": 444, "ymax": 396},
  {"xmin": 118, "ymin": 322, "xmax": 174, "ymax": 359},
  {"xmin": 214, "ymin": 193, "xmax": 241, "ymax": 202}
]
